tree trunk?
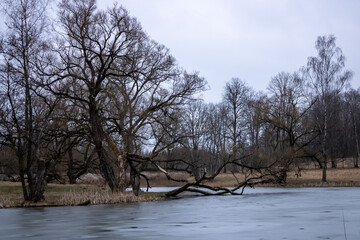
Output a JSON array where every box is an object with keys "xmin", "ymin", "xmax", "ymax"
[
  {"xmin": 28, "ymin": 144, "xmax": 48, "ymax": 202},
  {"xmin": 352, "ymin": 112, "xmax": 360, "ymax": 168},
  {"xmin": 192, "ymin": 166, "xmax": 201, "ymax": 181},
  {"xmin": 131, "ymin": 169, "xmax": 140, "ymax": 196},
  {"xmin": 67, "ymin": 145, "xmax": 76, "ymax": 184},
  {"xmin": 322, "ymin": 152, "xmax": 327, "ymax": 182},
  {"xmin": 89, "ymin": 101, "xmax": 119, "ymax": 192},
  {"xmin": 118, "ymin": 154, "xmax": 128, "ymax": 192},
  {"xmin": 94, "ymin": 138, "xmax": 118, "ymax": 192},
  {"xmin": 322, "ymin": 118, "xmax": 327, "ymax": 181},
  {"xmin": 331, "ymin": 156, "xmax": 337, "ymax": 168},
  {"xmin": 191, "ymin": 148, "xmax": 202, "ymax": 181},
  {"xmin": 97, "ymin": 144, "xmax": 119, "ymax": 192},
  {"xmin": 322, "ymin": 104, "xmax": 328, "ymax": 182},
  {"xmin": 18, "ymin": 152, "xmax": 29, "ymax": 201},
  {"xmin": 316, "ymin": 157, "xmax": 323, "ymax": 169},
  {"xmin": 31, "ymin": 159, "xmax": 47, "ymax": 202},
  {"xmin": 223, "ymin": 161, "xmax": 227, "ymax": 173}
]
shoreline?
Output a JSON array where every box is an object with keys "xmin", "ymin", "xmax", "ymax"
[
  {"xmin": 0, "ymin": 183, "xmax": 164, "ymax": 209},
  {"xmin": 1, "ymin": 167, "xmax": 360, "ymax": 209},
  {"xmin": 2, "ymin": 184, "xmax": 360, "ymax": 209},
  {"xmin": 1, "ymin": 184, "xmax": 359, "ymax": 209}
]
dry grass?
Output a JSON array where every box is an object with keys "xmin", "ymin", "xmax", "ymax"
[
  {"xmin": 0, "ymin": 182, "xmax": 24, "ymax": 208},
  {"xmin": 56, "ymin": 190, "xmax": 159, "ymax": 206},
  {"xmin": 0, "ymin": 182, "xmax": 162, "ymax": 208},
  {"xmin": 207, "ymin": 168, "xmax": 360, "ymax": 188},
  {"xmin": 286, "ymin": 168, "xmax": 360, "ymax": 187},
  {"xmin": 143, "ymin": 166, "xmax": 360, "ymax": 188},
  {"xmin": 2, "ymin": 163, "xmax": 359, "ymax": 208}
]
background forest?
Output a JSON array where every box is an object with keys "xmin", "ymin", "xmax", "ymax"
[{"xmin": 0, "ymin": 0, "xmax": 359, "ymax": 202}]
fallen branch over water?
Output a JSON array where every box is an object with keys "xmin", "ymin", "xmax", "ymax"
[{"xmin": 165, "ymin": 172, "xmax": 277, "ymax": 197}]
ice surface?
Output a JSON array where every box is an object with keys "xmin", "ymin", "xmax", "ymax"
[{"xmin": 0, "ymin": 187, "xmax": 359, "ymax": 239}]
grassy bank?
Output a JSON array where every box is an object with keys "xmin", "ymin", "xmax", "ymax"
[
  {"xmin": 143, "ymin": 167, "xmax": 360, "ymax": 188},
  {"xmin": 202, "ymin": 167, "xmax": 360, "ymax": 187},
  {"xmin": 0, "ymin": 183, "xmax": 162, "ymax": 208},
  {"xmin": 1, "ymin": 167, "xmax": 359, "ymax": 208},
  {"xmin": 285, "ymin": 168, "xmax": 360, "ymax": 187}
]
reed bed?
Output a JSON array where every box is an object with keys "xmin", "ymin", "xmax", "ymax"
[
  {"xmin": 57, "ymin": 190, "xmax": 157, "ymax": 206},
  {"xmin": 0, "ymin": 183, "xmax": 161, "ymax": 208}
]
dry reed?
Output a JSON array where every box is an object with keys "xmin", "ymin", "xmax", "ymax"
[
  {"xmin": 58, "ymin": 190, "xmax": 158, "ymax": 206},
  {"xmin": 0, "ymin": 183, "xmax": 161, "ymax": 208}
]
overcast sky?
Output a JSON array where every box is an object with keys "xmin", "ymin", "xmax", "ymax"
[
  {"xmin": 99, "ymin": 0, "xmax": 360, "ymax": 102},
  {"xmin": 0, "ymin": 0, "xmax": 349, "ymax": 103},
  {"xmin": 1, "ymin": 0, "xmax": 357, "ymax": 103}
]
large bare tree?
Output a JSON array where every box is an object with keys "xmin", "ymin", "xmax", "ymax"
[
  {"xmin": 48, "ymin": 0, "xmax": 147, "ymax": 192},
  {"xmin": 50, "ymin": 0, "xmax": 205, "ymax": 194}
]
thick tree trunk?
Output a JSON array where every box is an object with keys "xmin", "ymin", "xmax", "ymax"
[
  {"xmin": 27, "ymin": 145, "xmax": 48, "ymax": 202},
  {"xmin": 31, "ymin": 159, "xmax": 47, "ymax": 202},
  {"xmin": 118, "ymin": 154, "xmax": 128, "ymax": 192},
  {"xmin": 89, "ymin": 100, "xmax": 119, "ymax": 192},
  {"xmin": 96, "ymin": 144, "xmax": 119, "ymax": 192},
  {"xmin": 26, "ymin": 162, "xmax": 35, "ymax": 199},
  {"xmin": 18, "ymin": 153, "xmax": 29, "ymax": 201}
]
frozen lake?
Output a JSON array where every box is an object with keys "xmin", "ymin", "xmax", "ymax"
[{"xmin": 0, "ymin": 187, "xmax": 359, "ymax": 239}]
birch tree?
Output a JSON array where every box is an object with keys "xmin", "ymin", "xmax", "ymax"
[{"xmin": 306, "ymin": 35, "xmax": 352, "ymax": 182}]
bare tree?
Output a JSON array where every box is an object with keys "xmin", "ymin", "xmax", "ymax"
[
  {"xmin": 306, "ymin": 35, "xmax": 352, "ymax": 182},
  {"xmin": 181, "ymin": 101, "xmax": 209, "ymax": 180},
  {"xmin": 50, "ymin": 0, "xmax": 206, "ymax": 194},
  {"xmin": 205, "ymin": 103, "xmax": 228, "ymax": 174},
  {"xmin": 107, "ymin": 67, "xmax": 206, "ymax": 195},
  {"xmin": 263, "ymin": 71, "xmax": 317, "ymax": 179},
  {"xmin": 50, "ymin": 0, "xmax": 146, "ymax": 192},
  {"xmin": 164, "ymin": 80, "xmax": 296, "ymax": 197},
  {"xmin": 0, "ymin": 0, "xmax": 56, "ymax": 202},
  {"xmin": 246, "ymin": 92, "xmax": 266, "ymax": 150},
  {"xmin": 223, "ymin": 78, "xmax": 250, "ymax": 171}
]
